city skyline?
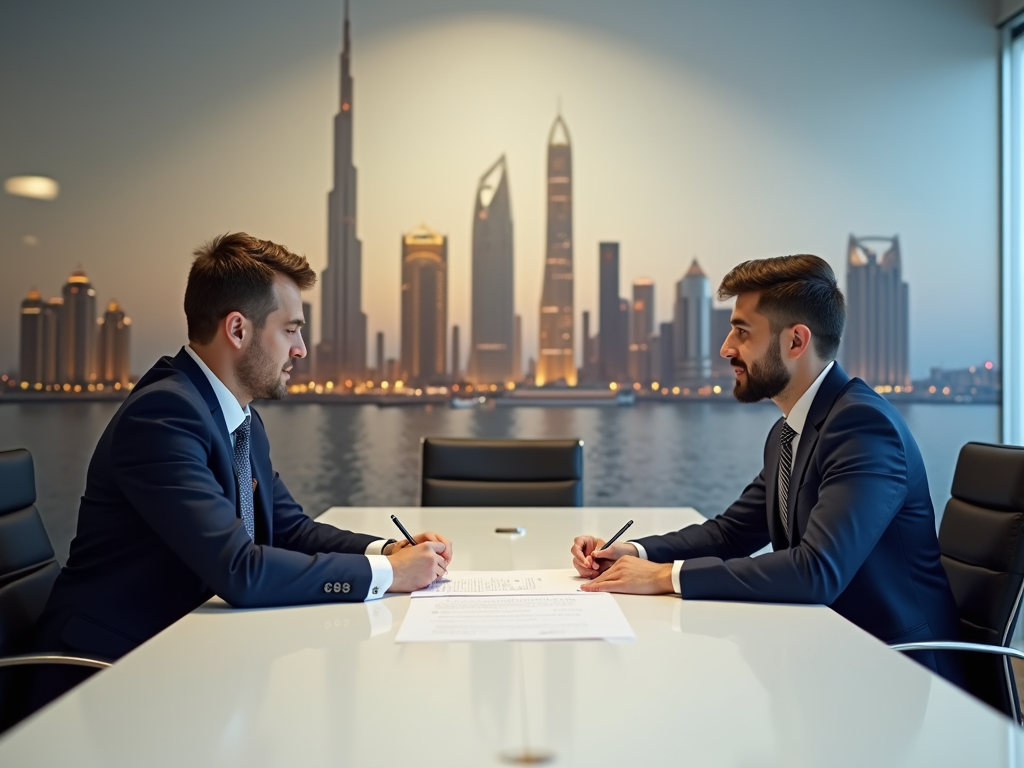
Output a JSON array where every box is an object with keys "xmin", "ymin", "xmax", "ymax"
[
  {"xmin": 16, "ymin": 269, "xmax": 131, "ymax": 390},
  {"xmin": 0, "ymin": 1, "xmax": 997, "ymax": 379}
]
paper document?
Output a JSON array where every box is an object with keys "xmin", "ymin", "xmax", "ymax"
[
  {"xmin": 395, "ymin": 594, "xmax": 636, "ymax": 643},
  {"xmin": 411, "ymin": 569, "xmax": 588, "ymax": 597}
]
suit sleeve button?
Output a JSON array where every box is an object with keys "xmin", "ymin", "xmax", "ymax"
[
  {"xmin": 333, "ymin": 582, "xmax": 342, "ymax": 593},
  {"xmin": 342, "ymin": 583, "xmax": 351, "ymax": 594},
  {"xmin": 324, "ymin": 583, "xmax": 332, "ymax": 593}
]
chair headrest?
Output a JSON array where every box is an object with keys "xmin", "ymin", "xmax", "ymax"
[
  {"xmin": 0, "ymin": 449, "xmax": 36, "ymax": 515},
  {"xmin": 951, "ymin": 442, "xmax": 1024, "ymax": 512}
]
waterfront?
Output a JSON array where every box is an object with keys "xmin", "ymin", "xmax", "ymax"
[{"xmin": 0, "ymin": 401, "xmax": 999, "ymax": 566}]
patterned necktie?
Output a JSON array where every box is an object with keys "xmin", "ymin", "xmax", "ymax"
[
  {"xmin": 777, "ymin": 421, "xmax": 798, "ymax": 536},
  {"xmin": 233, "ymin": 415, "xmax": 255, "ymax": 542}
]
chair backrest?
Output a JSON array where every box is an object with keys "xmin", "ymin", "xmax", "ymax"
[
  {"xmin": 420, "ymin": 438, "xmax": 583, "ymax": 506},
  {"xmin": 939, "ymin": 441, "xmax": 1024, "ymax": 721},
  {"xmin": 0, "ymin": 449, "xmax": 61, "ymax": 730}
]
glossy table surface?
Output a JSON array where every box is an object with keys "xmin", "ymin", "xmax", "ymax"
[{"xmin": 2, "ymin": 506, "xmax": 1022, "ymax": 767}]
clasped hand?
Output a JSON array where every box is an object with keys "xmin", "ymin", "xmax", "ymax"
[
  {"xmin": 570, "ymin": 535, "xmax": 674, "ymax": 595},
  {"xmin": 386, "ymin": 532, "xmax": 452, "ymax": 593}
]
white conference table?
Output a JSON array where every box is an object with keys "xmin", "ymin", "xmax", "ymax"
[{"xmin": 2, "ymin": 506, "xmax": 1023, "ymax": 767}]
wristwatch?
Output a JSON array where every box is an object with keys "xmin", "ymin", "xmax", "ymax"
[{"xmin": 381, "ymin": 538, "xmax": 398, "ymax": 556}]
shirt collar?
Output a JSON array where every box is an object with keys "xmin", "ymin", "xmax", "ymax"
[
  {"xmin": 784, "ymin": 360, "xmax": 834, "ymax": 436},
  {"xmin": 184, "ymin": 345, "xmax": 250, "ymax": 435}
]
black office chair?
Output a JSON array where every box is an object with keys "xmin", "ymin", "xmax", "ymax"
[
  {"xmin": 891, "ymin": 442, "xmax": 1024, "ymax": 724},
  {"xmin": 420, "ymin": 438, "xmax": 584, "ymax": 506},
  {"xmin": 0, "ymin": 449, "xmax": 110, "ymax": 732}
]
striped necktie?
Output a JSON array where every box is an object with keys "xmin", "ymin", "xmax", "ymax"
[
  {"xmin": 778, "ymin": 421, "xmax": 797, "ymax": 536},
  {"xmin": 233, "ymin": 415, "xmax": 255, "ymax": 542}
]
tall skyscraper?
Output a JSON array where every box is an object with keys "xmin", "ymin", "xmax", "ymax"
[
  {"xmin": 580, "ymin": 310, "xmax": 594, "ymax": 382},
  {"xmin": 375, "ymin": 331, "xmax": 384, "ymax": 380},
  {"xmin": 658, "ymin": 321, "xmax": 675, "ymax": 387},
  {"xmin": 843, "ymin": 235, "xmax": 910, "ymax": 388},
  {"xmin": 470, "ymin": 155, "xmax": 514, "ymax": 384},
  {"xmin": 598, "ymin": 242, "xmax": 627, "ymax": 382},
  {"xmin": 43, "ymin": 297, "xmax": 63, "ymax": 385},
  {"xmin": 674, "ymin": 259, "xmax": 711, "ymax": 383},
  {"xmin": 629, "ymin": 279, "xmax": 654, "ymax": 383},
  {"xmin": 61, "ymin": 269, "xmax": 98, "ymax": 385},
  {"xmin": 97, "ymin": 300, "xmax": 131, "ymax": 387},
  {"xmin": 536, "ymin": 114, "xmax": 576, "ymax": 386},
  {"xmin": 400, "ymin": 224, "xmax": 448, "ymax": 385},
  {"xmin": 451, "ymin": 325, "xmax": 460, "ymax": 379},
  {"xmin": 513, "ymin": 314, "xmax": 522, "ymax": 382},
  {"xmin": 19, "ymin": 289, "xmax": 46, "ymax": 385},
  {"xmin": 319, "ymin": 2, "xmax": 367, "ymax": 385}
]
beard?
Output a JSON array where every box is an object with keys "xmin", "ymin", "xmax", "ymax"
[
  {"xmin": 732, "ymin": 339, "xmax": 790, "ymax": 403},
  {"xmin": 237, "ymin": 336, "xmax": 289, "ymax": 401}
]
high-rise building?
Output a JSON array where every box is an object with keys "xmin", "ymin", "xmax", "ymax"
[
  {"xmin": 598, "ymin": 242, "xmax": 628, "ymax": 382},
  {"xmin": 451, "ymin": 325, "xmax": 460, "ymax": 379},
  {"xmin": 674, "ymin": 259, "xmax": 711, "ymax": 383},
  {"xmin": 629, "ymin": 279, "xmax": 654, "ymax": 384},
  {"xmin": 711, "ymin": 306, "xmax": 733, "ymax": 377},
  {"xmin": 289, "ymin": 301, "xmax": 314, "ymax": 383},
  {"xmin": 19, "ymin": 289, "xmax": 46, "ymax": 385},
  {"xmin": 843, "ymin": 235, "xmax": 910, "ymax": 388},
  {"xmin": 400, "ymin": 224, "xmax": 448, "ymax": 385},
  {"xmin": 61, "ymin": 269, "xmax": 98, "ymax": 385},
  {"xmin": 375, "ymin": 331, "xmax": 384, "ymax": 381},
  {"xmin": 469, "ymin": 155, "xmax": 514, "ymax": 384},
  {"xmin": 536, "ymin": 114, "xmax": 576, "ymax": 386},
  {"xmin": 43, "ymin": 297, "xmax": 63, "ymax": 385},
  {"xmin": 513, "ymin": 314, "xmax": 522, "ymax": 382},
  {"xmin": 658, "ymin": 321, "xmax": 675, "ymax": 387},
  {"xmin": 580, "ymin": 310, "xmax": 596, "ymax": 383},
  {"xmin": 97, "ymin": 300, "xmax": 131, "ymax": 387},
  {"xmin": 319, "ymin": 3, "xmax": 367, "ymax": 385}
]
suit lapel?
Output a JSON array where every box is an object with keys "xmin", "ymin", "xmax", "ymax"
[
  {"xmin": 249, "ymin": 413, "xmax": 274, "ymax": 545},
  {"xmin": 785, "ymin": 363, "xmax": 852, "ymax": 544},
  {"xmin": 171, "ymin": 347, "xmax": 234, "ymax": 460}
]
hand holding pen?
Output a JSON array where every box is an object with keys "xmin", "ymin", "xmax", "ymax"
[{"xmin": 569, "ymin": 520, "xmax": 635, "ymax": 578}]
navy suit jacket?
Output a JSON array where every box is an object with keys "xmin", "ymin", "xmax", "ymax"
[
  {"xmin": 35, "ymin": 348, "xmax": 381, "ymax": 666},
  {"xmin": 635, "ymin": 364, "xmax": 962, "ymax": 681}
]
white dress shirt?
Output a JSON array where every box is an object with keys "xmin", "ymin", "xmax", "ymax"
[
  {"xmin": 184, "ymin": 346, "xmax": 392, "ymax": 600},
  {"xmin": 631, "ymin": 360, "xmax": 836, "ymax": 595}
]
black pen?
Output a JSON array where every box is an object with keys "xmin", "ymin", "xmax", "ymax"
[
  {"xmin": 598, "ymin": 519, "xmax": 634, "ymax": 554},
  {"xmin": 390, "ymin": 514, "xmax": 419, "ymax": 547}
]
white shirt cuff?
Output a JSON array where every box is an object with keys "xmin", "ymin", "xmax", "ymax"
[
  {"xmin": 629, "ymin": 541, "xmax": 648, "ymax": 560},
  {"xmin": 364, "ymin": 555, "xmax": 393, "ymax": 601},
  {"xmin": 364, "ymin": 539, "xmax": 388, "ymax": 556},
  {"xmin": 671, "ymin": 560, "xmax": 684, "ymax": 595}
]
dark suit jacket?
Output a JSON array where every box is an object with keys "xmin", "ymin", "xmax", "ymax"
[
  {"xmin": 635, "ymin": 363, "xmax": 962, "ymax": 681},
  {"xmin": 34, "ymin": 348, "xmax": 380, "ymax": 670}
]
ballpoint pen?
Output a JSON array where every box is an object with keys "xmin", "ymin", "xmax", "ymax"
[
  {"xmin": 597, "ymin": 519, "xmax": 634, "ymax": 555},
  {"xmin": 390, "ymin": 514, "xmax": 418, "ymax": 547}
]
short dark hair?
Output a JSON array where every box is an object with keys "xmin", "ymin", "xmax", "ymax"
[
  {"xmin": 718, "ymin": 254, "xmax": 845, "ymax": 360},
  {"xmin": 184, "ymin": 233, "xmax": 316, "ymax": 344}
]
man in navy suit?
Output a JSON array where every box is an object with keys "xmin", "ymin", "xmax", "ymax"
[
  {"xmin": 32, "ymin": 233, "xmax": 453, "ymax": 706},
  {"xmin": 570, "ymin": 254, "xmax": 962, "ymax": 682}
]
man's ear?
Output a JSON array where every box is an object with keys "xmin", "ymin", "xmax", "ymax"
[
  {"xmin": 787, "ymin": 324, "xmax": 812, "ymax": 359},
  {"xmin": 224, "ymin": 311, "xmax": 246, "ymax": 351}
]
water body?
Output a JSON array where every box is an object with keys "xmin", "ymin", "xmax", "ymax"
[{"xmin": 0, "ymin": 401, "xmax": 999, "ymax": 566}]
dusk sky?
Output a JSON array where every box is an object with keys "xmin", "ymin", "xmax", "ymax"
[{"xmin": 0, "ymin": 0, "xmax": 998, "ymax": 379}]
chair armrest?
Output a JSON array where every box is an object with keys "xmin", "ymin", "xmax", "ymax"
[
  {"xmin": 0, "ymin": 653, "xmax": 112, "ymax": 671},
  {"xmin": 890, "ymin": 640, "xmax": 1024, "ymax": 662}
]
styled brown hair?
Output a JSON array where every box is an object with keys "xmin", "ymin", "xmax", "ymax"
[
  {"xmin": 184, "ymin": 232, "xmax": 317, "ymax": 344},
  {"xmin": 718, "ymin": 254, "xmax": 845, "ymax": 360}
]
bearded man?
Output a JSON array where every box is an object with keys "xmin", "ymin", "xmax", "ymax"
[
  {"xmin": 31, "ymin": 233, "xmax": 453, "ymax": 708},
  {"xmin": 569, "ymin": 254, "xmax": 963, "ymax": 683}
]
